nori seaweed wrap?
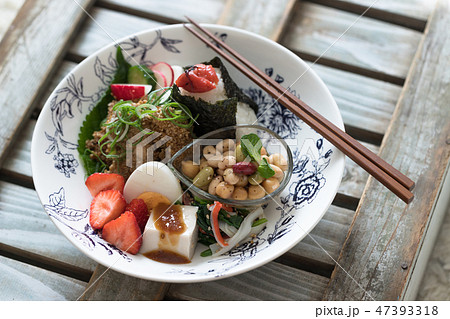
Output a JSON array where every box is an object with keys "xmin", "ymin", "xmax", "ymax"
[{"xmin": 172, "ymin": 57, "xmax": 258, "ymax": 136}]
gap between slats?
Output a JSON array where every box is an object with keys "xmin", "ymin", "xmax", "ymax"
[
  {"xmin": 305, "ymin": 0, "xmax": 427, "ymax": 31},
  {"xmin": 0, "ymin": 243, "xmax": 92, "ymax": 283}
]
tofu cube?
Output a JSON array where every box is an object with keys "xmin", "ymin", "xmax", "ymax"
[{"xmin": 141, "ymin": 205, "xmax": 198, "ymax": 260}]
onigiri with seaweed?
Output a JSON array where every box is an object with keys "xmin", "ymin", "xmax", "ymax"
[{"xmin": 172, "ymin": 57, "xmax": 258, "ymax": 136}]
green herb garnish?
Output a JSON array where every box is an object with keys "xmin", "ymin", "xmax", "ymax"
[
  {"xmin": 252, "ymin": 218, "xmax": 268, "ymax": 227},
  {"xmin": 240, "ymin": 133, "xmax": 275, "ymax": 178},
  {"xmin": 257, "ymin": 157, "xmax": 275, "ymax": 179},
  {"xmin": 240, "ymin": 133, "xmax": 262, "ymax": 164}
]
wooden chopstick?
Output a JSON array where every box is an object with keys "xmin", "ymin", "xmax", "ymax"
[{"xmin": 184, "ymin": 18, "xmax": 414, "ymax": 204}]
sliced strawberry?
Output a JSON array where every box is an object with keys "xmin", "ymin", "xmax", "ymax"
[
  {"xmin": 110, "ymin": 83, "xmax": 152, "ymax": 100},
  {"xmin": 85, "ymin": 173, "xmax": 125, "ymax": 197},
  {"xmin": 125, "ymin": 198, "xmax": 150, "ymax": 232},
  {"xmin": 102, "ymin": 211, "xmax": 142, "ymax": 254},
  {"xmin": 89, "ymin": 190, "xmax": 126, "ymax": 230}
]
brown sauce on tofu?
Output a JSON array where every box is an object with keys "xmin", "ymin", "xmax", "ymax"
[
  {"xmin": 144, "ymin": 250, "xmax": 190, "ymax": 264},
  {"xmin": 144, "ymin": 203, "xmax": 190, "ymax": 264},
  {"xmin": 153, "ymin": 203, "xmax": 186, "ymax": 234}
]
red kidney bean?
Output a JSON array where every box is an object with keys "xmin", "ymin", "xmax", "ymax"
[{"xmin": 232, "ymin": 162, "xmax": 257, "ymax": 175}]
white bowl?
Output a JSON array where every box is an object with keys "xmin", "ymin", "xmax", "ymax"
[{"xmin": 31, "ymin": 24, "xmax": 345, "ymax": 283}]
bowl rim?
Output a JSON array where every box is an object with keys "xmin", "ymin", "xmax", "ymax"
[{"xmin": 167, "ymin": 124, "xmax": 293, "ymax": 207}]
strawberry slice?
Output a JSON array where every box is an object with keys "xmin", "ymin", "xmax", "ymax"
[
  {"xmin": 89, "ymin": 190, "xmax": 126, "ymax": 230},
  {"xmin": 85, "ymin": 173, "xmax": 125, "ymax": 197},
  {"xmin": 125, "ymin": 198, "xmax": 150, "ymax": 232},
  {"xmin": 110, "ymin": 83, "xmax": 152, "ymax": 100},
  {"xmin": 102, "ymin": 211, "xmax": 142, "ymax": 254}
]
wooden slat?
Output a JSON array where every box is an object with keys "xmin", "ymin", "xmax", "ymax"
[
  {"xmin": 79, "ymin": 264, "xmax": 168, "ymax": 300},
  {"xmin": 0, "ymin": 255, "xmax": 87, "ymax": 301},
  {"xmin": 99, "ymin": 0, "xmax": 226, "ymax": 24},
  {"xmin": 331, "ymin": 0, "xmax": 435, "ymax": 23},
  {"xmin": 217, "ymin": 0, "xmax": 296, "ymax": 41},
  {"xmin": 309, "ymin": 0, "xmax": 436, "ymax": 31},
  {"xmin": 69, "ymin": 7, "xmax": 166, "ymax": 61},
  {"xmin": 0, "ymin": 0, "xmax": 94, "ymax": 167},
  {"xmin": 309, "ymin": 63, "xmax": 402, "ymax": 141},
  {"xmin": 324, "ymin": 0, "xmax": 450, "ymax": 300},
  {"xmin": 286, "ymin": 205, "xmax": 354, "ymax": 274},
  {"xmin": 168, "ymin": 261, "xmax": 329, "ymax": 300},
  {"xmin": 0, "ymin": 181, "xmax": 97, "ymax": 273},
  {"xmin": 281, "ymin": 2, "xmax": 422, "ymax": 83}
]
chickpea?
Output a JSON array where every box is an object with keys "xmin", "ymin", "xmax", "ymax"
[
  {"xmin": 207, "ymin": 154, "xmax": 223, "ymax": 168},
  {"xmin": 218, "ymin": 155, "xmax": 236, "ymax": 170},
  {"xmin": 192, "ymin": 166, "xmax": 214, "ymax": 188},
  {"xmin": 232, "ymin": 187, "xmax": 248, "ymax": 200},
  {"xmin": 261, "ymin": 146, "xmax": 267, "ymax": 156},
  {"xmin": 215, "ymin": 182, "xmax": 234, "ymax": 199},
  {"xmin": 203, "ymin": 145, "xmax": 217, "ymax": 160},
  {"xmin": 269, "ymin": 153, "xmax": 288, "ymax": 171},
  {"xmin": 216, "ymin": 139, "xmax": 235, "ymax": 153},
  {"xmin": 262, "ymin": 177, "xmax": 280, "ymax": 194},
  {"xmin": 216, "ymin": 168, "xmax": 225, "ymax": 176},
  {"xmin": 235, "ymin": 174, "xmax": 248, "ymax": 187},
  {"xmin": 208, "ymin": 175, "xmax": 224, "ymax": 196},
  {"xmin": 248, "ymin": 171, "xmax": 264, "ymax": 185},
  {"xmin": 248, "ymin": 185, "xmax": 266, "ymax": 199},
  {"xmin": 223, "ymin": 150, "xmax": 235, "ymax": 157},
  {"xmin": 199, "ymin": 157, "xmax": 209, "ymax": 170},
  {"xmin": 181, "ymin": 160, "xmax": 200, "ymax": 179},
  {"xmin": 270, "ymin": 164, "xmax": 284, "ymax": 179},
  {"xmin": 223, "ymin": 168, "xmax": 240, "ymax": 185},
  {"xmin": 235, "ymin": 143, "xmax": 246, "ymax": 162}
]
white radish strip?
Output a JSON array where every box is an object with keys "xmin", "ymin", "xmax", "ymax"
[
  {"xmin": 211, "ymin": 207, "xmax": 264, "ymax": 257},
  {"xmin": 219, "ymin": 220, "xmax": 238, "ymax": 238}
]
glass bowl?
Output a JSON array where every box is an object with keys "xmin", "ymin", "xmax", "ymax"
[{"xmin": 168, "ymin": 124, "xmax": 293, "ymax": 207}]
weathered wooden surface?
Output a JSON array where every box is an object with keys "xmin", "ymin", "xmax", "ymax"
[
  {"xmin": 79, "ymin": 264, "xmax": 168, "ymax": 301},
  {"xmin": 168, "ymin": 262, "xmax": 329, "ymax": 300},
  {"xmin": 70, "ymin": 7, "xmax": 165, "ymax": 61},
  {"xmin": 309, "ymin": 63, "xmax": 401, "ymax": 142},
  {"xmin": 217, "ymin": 0, "xmax": 296, "ymax": 41},
  {"xmin": 0, "ymin": 0, "xmax": 94, "ymax": 167},
  {"xmin": 0, "ymin": 255, "xmax": 87, "ymax": 301},
  {"xmin": 0, "ymin": 0, "xmax": 443, "ymax": 301},
  {"xmin": 282, "ymin": 2, "xmax": 422, "ymax": 84},
  {"xmin": 310, "ymin": 0, "xmax": 436, "ymax": 30},
  {"xmin": 324, "ymin": 0, "xmax": 450, "ymax": 300},
  {"xmin": 0, "ymin": 181, "xmax": 97, "ymax": 273},
  {"xmin": 99, "ymin": 0, "xmax": 226, "ymax": 24}
]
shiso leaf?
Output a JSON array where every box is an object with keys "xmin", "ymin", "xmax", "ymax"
[{"xmin": 77, "ymin": 46, "xmax": 131, "ymax": 176}]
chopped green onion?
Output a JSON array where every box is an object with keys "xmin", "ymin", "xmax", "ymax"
[
  {"xmin": 97, "ymin": 87, "xmax": 195, "ymax": 159},
  {"xmin": 252, "ymin": 218, "xmax": 268, "ymax": 227}
]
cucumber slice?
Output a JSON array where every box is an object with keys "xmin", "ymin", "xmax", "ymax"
[{"xmin": 127, "ymin": 65, "xmax": 157, "ymax": 88}]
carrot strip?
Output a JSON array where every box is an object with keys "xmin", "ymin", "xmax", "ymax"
[{"xmin": 211, "ymin": 201, "xmax": 228, "ymax": 247}]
